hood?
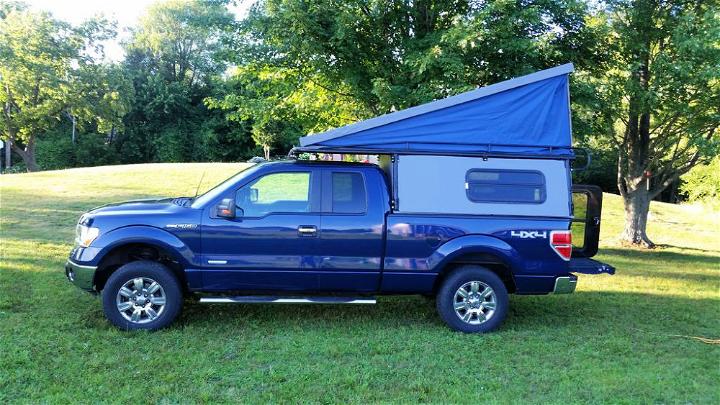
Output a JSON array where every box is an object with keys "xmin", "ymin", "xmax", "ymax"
[
  {"xmin": 76, "ymin": 196, "xmax": 201, "ymax": 238},
  {"xmin": 89, "ymin": 197, "xmax": 187, "ymax": 216}
]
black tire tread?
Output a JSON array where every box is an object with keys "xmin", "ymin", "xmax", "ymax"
[
  {"xmin": 435, "ymin": 265, "xmax": 509, "ymax": 333},
  {"xmin": 101, "ymin": 260, "xmax": 182, "ymax": 331}
]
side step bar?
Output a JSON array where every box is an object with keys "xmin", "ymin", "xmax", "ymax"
[{"xmin": 199, "ymin": 296, "xmax": 376, "ymax": 305}]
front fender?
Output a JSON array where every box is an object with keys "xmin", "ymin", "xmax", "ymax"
[
  {"xmin": 429, "ymin": 234, "xmax": 524, "ymax": 274},
  {"xmin": 70, "ymin": 225, "xmax": 197, "ymax": 268}
]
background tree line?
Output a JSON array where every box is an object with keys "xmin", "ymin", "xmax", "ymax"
[{"xmin": 1, "ymin": 0, "xmax": 718, "ymax": 246}]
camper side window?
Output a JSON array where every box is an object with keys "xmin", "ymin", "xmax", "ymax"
[{"xmin": 465, "ymin": 169, "xmax": 546, "ymax": 204}]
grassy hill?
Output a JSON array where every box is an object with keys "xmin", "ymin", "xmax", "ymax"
[{"xmin": 1, "ymin": 163, "xmax": 718, "ymax": 403}]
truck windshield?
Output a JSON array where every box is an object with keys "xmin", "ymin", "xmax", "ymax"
[{"xmin": 191, "ymin": 164, "xmax": 264, "ymax": 208}]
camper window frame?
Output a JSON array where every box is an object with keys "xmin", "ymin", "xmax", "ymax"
[{"xmin": 464, "ymin": 168, "xmax": 547, "ymax": 205}]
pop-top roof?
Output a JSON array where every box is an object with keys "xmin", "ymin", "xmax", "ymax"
[{"xmin": 298, "ymin": 63, "xmax": 574, "ymax": 158}]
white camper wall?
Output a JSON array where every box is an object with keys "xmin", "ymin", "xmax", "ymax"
[{"xmin": 396, "ymin": 155, "xmax": 570, "ymax": 217}]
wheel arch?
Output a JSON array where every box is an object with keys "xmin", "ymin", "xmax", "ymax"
[
  {"xmin": 93, "ymin": 242, "xmax": 187, "ymax": 293},
  {"xmin": 91, "ymin": 227, "xmax": 194, "ymax": 292},
  {"xmin": 430, "ymin": 235, "xmax": 522, "ymax": 294}
]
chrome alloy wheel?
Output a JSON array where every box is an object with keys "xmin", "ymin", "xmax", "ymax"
[
  {"xmin": 115, "ymin": 277, "xmax": 167, "ymax": 324},
  {"xmin": 453, "ymin": 281, "xmax": 497, "ymax": 325}
]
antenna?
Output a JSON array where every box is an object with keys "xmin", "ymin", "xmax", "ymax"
[{"xmin": 194, "ymin": 170, "xmax": 207, "ymax": 198}]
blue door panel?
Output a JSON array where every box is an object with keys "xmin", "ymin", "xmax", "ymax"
[
  {"xmin": 315, "ymin": 167, "xmax": 388, "ymax": 290},
  {"xmin": 201, "ymin": 215, "xmax": 320, "ymax": 270},
  {"xmin": 318, "ymin": 215, "xmax": 384, "ymax": 272},
  {"xmin": 199, "ymin": 166, "xmax": 323, "ymax": 291}
]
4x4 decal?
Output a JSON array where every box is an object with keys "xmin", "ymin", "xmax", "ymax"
[{"xmin": 510, "ymin": 230, "xmax": 548, "ymax": 239}]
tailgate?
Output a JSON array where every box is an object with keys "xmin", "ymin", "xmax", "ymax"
[{"xmin": 569, "ymin": 258, "xmax": 615, "ymax": 275}]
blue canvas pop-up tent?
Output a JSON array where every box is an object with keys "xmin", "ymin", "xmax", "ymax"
[{"xmin": 297, "ymin": 64, "xmax": 574, "ymax": 158}]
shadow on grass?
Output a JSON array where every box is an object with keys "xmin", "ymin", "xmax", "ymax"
[
  {"xmin": 655, "ymin": 244, "xmax": 720, "ymax": 254},
  {"xmin": 600, "ymin": 247, "xmax": 720, "ymax": 267}
]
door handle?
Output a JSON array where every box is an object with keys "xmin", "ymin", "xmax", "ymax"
[{"xmin": 297, "ymin": 225, "xmax": 318, "ymax": 237}]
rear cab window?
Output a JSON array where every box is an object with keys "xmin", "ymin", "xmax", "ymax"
[
  {"xmin": 323, "ymin": 171, "xmax": 367, "ymax": 214},
  {"xmin": 465, "ymin": 169, "xmax": 546, "ymax": 204}
]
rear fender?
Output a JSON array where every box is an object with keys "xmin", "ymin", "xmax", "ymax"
[{"xmin": 430, "ymin": 235, "xmax": 524, "ymax": 275}]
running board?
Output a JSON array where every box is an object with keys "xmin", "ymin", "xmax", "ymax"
[{"xmin": 199, "ymin": 296, "xmax": 376, "ymax": 305}]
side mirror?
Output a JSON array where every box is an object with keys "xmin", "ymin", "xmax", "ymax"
[{"xmin": 216, "ymin": 198, "xmax": 236, "ymax": 218}]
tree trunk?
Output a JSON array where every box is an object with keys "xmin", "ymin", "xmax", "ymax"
[
  {"xmin": 4, "ymin": 138, "xmax": 10, "ymax": 170},
  {"xmin": 11, "ymin": 138, "xmax": 39, "ymax": 172},
  {"xmin": 263, "ymin": 144, "xmax": 270, "ymax": 160},
  {"xmin": 620, "ymin": 188, "xmax": 655, "ymax": 248},
  {"xmin": 617, "ymin": 28, "xmax": 655, "ymax": 248}
]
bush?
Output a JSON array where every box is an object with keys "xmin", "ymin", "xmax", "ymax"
[
  {"xmin": 75, "ymin": 134, "xmax": 119, "ymax": 167},
  {"xmin": 680, "ymin": 157, "xmax": 720, "ymax": 208},
  {"xmin": 36, "ymin": 133, "xmax": 76, "ymax": 170},
  {"xmin": 36, "ymin": 129, "xmax": 119, "ymax": 170},
  {"xmin": 1, "ymin": 162, "xmax": 28, "ymax": 174}
]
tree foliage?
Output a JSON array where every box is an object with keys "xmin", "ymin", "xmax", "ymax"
[
  {"xmin": 680, "ymin": 157, "xmax": 720, "ymax": 208},
  {"xmin": 116, "ymin": 0, "xmax": 248, "ymax": 163},
  {"xmin": 237, "ymin": 0, "xmax": 601, "ymax": 114}
]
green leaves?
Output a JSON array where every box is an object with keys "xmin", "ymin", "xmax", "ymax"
[
  {"xmin": 126, "ymin": 0, "xmax": 235, "ymax": 86},
  {"xmin": 0, "ymin": 7, "xmax": 132, "ymax": 170}
]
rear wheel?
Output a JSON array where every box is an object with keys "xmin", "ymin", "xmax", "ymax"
[
  {"xmin": 436, "ymin": 266, "xmax": 509, "ymax": 333},
  {"xmin": 102, "ymin": 261, "xmax": 182, "ymax": 331}
]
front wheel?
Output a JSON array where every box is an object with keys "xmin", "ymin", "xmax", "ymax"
[
  {"xmin": 102, "ymin": 261, "xmax": 182, "ymax": 331},
  {"xmin": 436, "ymin": 266, "xmax": 509, "ymax": 333}
]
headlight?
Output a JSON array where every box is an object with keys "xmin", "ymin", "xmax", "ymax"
[{"xmin": 76, "ymin": 225, "xmax": 100, "ymax": 247}]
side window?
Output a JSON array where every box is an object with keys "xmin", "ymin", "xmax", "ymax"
[
  {"xmin": 236, "ymin": 172, "xmax": 311, "ymax": 217},
  {"xmin": 331, "ymin": 172, "xmax": 366, "ymax": 214},
  {"xmin": 465, "ymin": 169, "xmax": 546, "ymax": 204}
]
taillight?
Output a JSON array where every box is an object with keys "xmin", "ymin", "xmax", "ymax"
[{"xmin": 550, "ymin": 230, "xmax": 572, "ymax": 261}]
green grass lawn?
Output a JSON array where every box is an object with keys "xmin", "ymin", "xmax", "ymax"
[{"xmin": 1, "ymin": 163, "xmax": 718, "ymax": 403}]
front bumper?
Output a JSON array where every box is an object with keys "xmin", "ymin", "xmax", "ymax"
[{"xmin": 65, "ymin": 260, "xmax": 97, "ymax": 292}]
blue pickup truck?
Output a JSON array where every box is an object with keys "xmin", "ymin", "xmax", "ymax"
[{"xmin": 65, "ymin": 64, "xmax": 614, "ymax": 332}]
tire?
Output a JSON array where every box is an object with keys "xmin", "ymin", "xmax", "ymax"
[
  {"xmin": 436, "ymin": 266, "xmax": 509, "ymax": 333},
  {"xmin": 102, "ymin": 261, "xmax": 182, "ymax": 331}
]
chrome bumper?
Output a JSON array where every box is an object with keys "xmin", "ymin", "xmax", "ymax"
[
  {"xmin": 553, "ymin": 275, "xmax": 577, "ymax": 294},
  {"xmin": 65, "ymin": 260, "xmax": 97, "ymax": 292}
]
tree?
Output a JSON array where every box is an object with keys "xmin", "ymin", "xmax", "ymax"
[
  {"xmin": 585, "ymin": 0, "xmax": 720, "ymax": 246},
  {"xmin": 238, "ymin": 0, "xmax": 602, "ymax": 116},
  {"xmin": 118, "ymin": 0, "xmax": 236, "ymax": 163},
  {"xmin": 0, "ymin": 7, "xmax": 130, "ymax": 171}
]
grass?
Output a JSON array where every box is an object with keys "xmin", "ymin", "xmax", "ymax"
[{"xmin": 1, "ymin": 163, "xmax": 719, "ymax": 403}]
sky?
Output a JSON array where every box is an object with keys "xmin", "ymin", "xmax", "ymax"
[{"xmin": 25, "ymin": 0, "xmax": 255, "ymax": 61}]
